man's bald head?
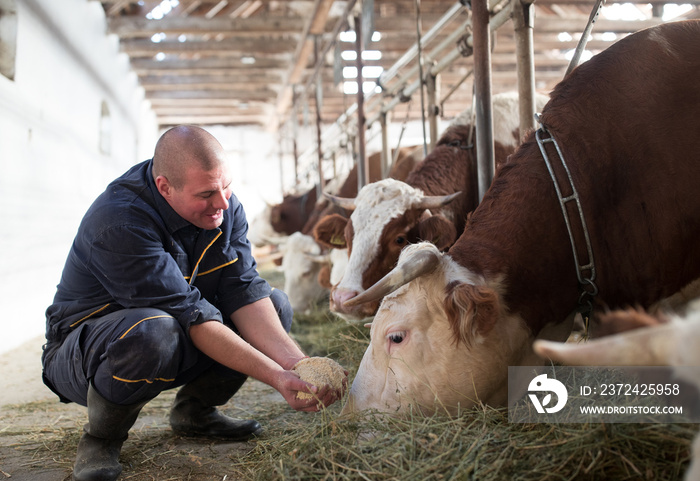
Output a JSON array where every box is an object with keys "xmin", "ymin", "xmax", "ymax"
[{"xmin": 152, "ymin": 125, "xmax": 227, "ymax": 189}]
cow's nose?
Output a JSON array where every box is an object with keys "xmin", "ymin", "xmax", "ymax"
[{"xmin": 331, "ymin": 288, "xmax": 359, "ymax": 314}]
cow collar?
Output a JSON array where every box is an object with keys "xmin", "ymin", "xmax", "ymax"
[
  {"xmin": 445, "ymin": 139, "xmax": 473, "ymax": 151},
  {"xmin": 534, "ymin": 114, "xmax": 599, "ymax": 332}
]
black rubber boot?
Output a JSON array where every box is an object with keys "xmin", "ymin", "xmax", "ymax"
[
  {"xmin": 169, "ymin": 369, "xmax": 262, "ymax": 440},
  {"xmin": 73, "ymin": 384, "xmax": 148, "ymax": 481}
]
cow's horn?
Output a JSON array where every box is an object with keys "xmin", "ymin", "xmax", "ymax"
[
  {"xmin": 254, "ymin": 250, "xmax": 285, "ymax": 265},
  {"xmin": 533, "ymin": 322, "xmax": 684, "ymax": 366},
  {"xmin": 304, "ymin": 252, "xmax": 330, "ymax": 264},
  {"xmin": 324, "ymin": 192, "xmax": 356, "ymax": 211},
  {"xmin": 344, "ymin": 246, "xmax": 440, "ymax": 307},
  {"xmin": 259, "ymin": 233, "xmax": 289, "ymax": 246},
  {"xmin": 415, "ymin": 191, "xmax": 462, "ymax": 210}
]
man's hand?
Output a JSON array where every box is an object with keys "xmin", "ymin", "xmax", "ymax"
[{"xmin": 275, "ymin": 369, "xmax": 348, "ymax": 412}]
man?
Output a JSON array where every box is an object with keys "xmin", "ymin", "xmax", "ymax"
[{"xmin": 42, "ymin": 125, "xmax": 346, "ymax": 481}]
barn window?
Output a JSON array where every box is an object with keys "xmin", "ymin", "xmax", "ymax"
[
  {"xmin": 0, "ymin": 0, "xmax": 18, "ymax": 81},
  {"xmin": 99, "ymin": 101, "xmax": 112, "ymax": 155}
]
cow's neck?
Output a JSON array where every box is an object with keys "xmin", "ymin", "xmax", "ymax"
[{"xmin": 449, "ymin": 138, "xmax": 582, "ymax": 336}]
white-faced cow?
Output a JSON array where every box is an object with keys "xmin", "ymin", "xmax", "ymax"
[
  {"xmin": 315, "ymin": 92, "xmax": 548, "ymax": 321},
  {"xmin": 533, "ymin": 306, "xmax": 700, "ymax": 481},
  {"xmin": 274, "ymin": 147, "xmax": 422, "ymax": 313},
  {"xmin": 341, "ymin": 20, "xmax": 700, "ymax": 416}
]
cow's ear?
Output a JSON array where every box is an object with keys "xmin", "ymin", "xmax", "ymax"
[
  {"xmin": 317, "ymin": 264, "xmax": 331, "ymax": 289},
  {"xmin": 417, "ymin": 215, "xmax": 457, "ymax": 251},
  {"xmin": 444, "ymin": 281, "xmax": 499, "ymax": 345},
  {"xmin": 313, "ymin": 214, "xmax": 348, "ymax": 249}
]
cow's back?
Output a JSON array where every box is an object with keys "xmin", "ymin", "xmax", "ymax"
[{"xmin": 457, "ymin": 20, "xmax": 700, "ymax": 332}]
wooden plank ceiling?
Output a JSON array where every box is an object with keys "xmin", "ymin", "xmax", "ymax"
[{"xmin": 100, "ymin": 0, "xmax": 700, "ymax": 132}]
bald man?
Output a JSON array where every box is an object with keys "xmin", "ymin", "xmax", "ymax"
[{"xmin": 42, "ymin": 126, "xmax": 346, "ymax": 481}]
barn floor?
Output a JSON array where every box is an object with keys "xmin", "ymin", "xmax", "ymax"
[{"xmin": 0, "ymin": 334, "xmax": 304, "ymax": 480}]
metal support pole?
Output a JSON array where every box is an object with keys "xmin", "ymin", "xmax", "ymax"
[
  {"xmin": 380, "ymin": 110, "xmax": 391, "ymax": 178},
  {"xmin": 513, "ymin": 0, "xmax": 536, "ymax": 135},
  {"xmin": 314, "ymin": 35, "xmax": 325, "ymax": 197},
  {"xmin": 291, "ymin": 97, "xmax": 300, "ymax": 189},
  {"xmin": 425, "ymin": 68, "xmax": 439, "ymax": 153},
  {"xmin": 277, "ymin": 135, "xmax": 285, "ymax": 197},
  {"xmin": 472, "ymin": 0, "xmax": 494, "ymax": 202},
  {"xmin": 414, "ymin": 0, "xmax": 428, "ymax": 158},
  {"xmin": 354, "ymin": 14, "xmax": 368, "ymax": 188}
]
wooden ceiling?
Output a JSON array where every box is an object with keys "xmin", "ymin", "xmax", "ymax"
[{"xmin": 100, "ymin": 0, "xmax": 700, "ymax": 133}]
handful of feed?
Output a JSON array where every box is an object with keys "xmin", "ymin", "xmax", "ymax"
[{"xmin": 292, "ymin": 356, "xmax": 345, "ymax": 400}]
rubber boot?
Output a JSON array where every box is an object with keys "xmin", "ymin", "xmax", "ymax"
[
  {"xmin": 73, "ymin": 384, "xmax": 148, "ymax": 481},
  {"xmin": 169, "ymin": 369, "xmax": 262, "ymax": 440}
]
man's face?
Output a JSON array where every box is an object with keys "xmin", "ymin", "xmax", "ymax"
[{"xmin": 158, "ymin": 163, "xmax": 233, "ymax": 230}]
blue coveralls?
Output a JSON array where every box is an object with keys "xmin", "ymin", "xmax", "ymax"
[{"xmin": 42, "ymin": 160, "xmax": 292, "ymax": 406}]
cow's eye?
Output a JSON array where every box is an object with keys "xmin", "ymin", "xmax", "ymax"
[
  {"xmin": 388, "ymin": 331, "xmax": 406, "ymax": 344},
  {"xmin": 395, "ymin": 236, "xmax": 406, "ymax": 245}
]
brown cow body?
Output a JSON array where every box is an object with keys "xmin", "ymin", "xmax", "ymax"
[{"xmin": 342, "ymin": 20, "xmax": 700, "ymax": 415}]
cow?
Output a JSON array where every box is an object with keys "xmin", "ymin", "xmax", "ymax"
[
  {"xmin": 533, "ymin": 306, "xmax": 700, "ymax": 481},
  {"xmin": 301, "ymin": 145, "xmax": 422, "ymax": 236},
  {"xmin": 340, "ymin": 20, "xmax": 700, "ymax": 416},
  {"xmin": 315, "ymin": 247, "xmax": 350, "ymax": 292},
  {"xmin": 272, "ymin": 147, "xmax": 422, "ymax": 313},
  {"xmin": 248, "ymin": 146, "xmax": 422, "ymax": 245},
  {"xmin": 279, "ymin": 235, "xmax": 349, "ymax": 315},
  {"xmin": 315, "ymin": 91, "xmax": 549, "ymax": 321},
  {"xmin": 279, "ymin": 232, "xmax": 330, "ymax": 313}
]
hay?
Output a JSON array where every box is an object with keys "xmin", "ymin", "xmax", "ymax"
[
  {"xmin": 237, "ymin": 404, "xmax": 694, "ymax": 480},
  {"xmin": 237, "ymin": 299, "xmax": 695, "ymax": 480},
  {"xmin": 3, "ymin": 269, "xmax": 694, "ymax": 479}
]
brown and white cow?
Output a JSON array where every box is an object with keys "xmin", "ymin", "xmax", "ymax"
[
  {"xmin": 249, "ymin": 146, "xmax": 422, "ymax": 245},
  {"xmin": 315, "ymin": 92, "xmax": 548, "ymax": 321},
  {"xmin": 270, "ymin": 147, "xmax": 422, "ymax": 313},
  {"xmin": 533, "ymin": 306, "xmax": 700, "ymax": 481},
  {"xmin": 341, "ymin": 20, "xmax": 700, "ymax": 416}
]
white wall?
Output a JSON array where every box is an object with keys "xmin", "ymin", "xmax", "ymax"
[
  {"xmin": 205, "ymin": 125, "xmax": 282, "ymax": 224},
  {"xmin": 0, "ymin": 0, "xmax": 449, "ymax": 355},
  {"xmin": 0, "ymin": 0, "xmax": 158, "ymax": 354}
]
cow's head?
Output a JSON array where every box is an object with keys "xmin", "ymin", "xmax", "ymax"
[
  {"xmin": 270, "ymin": 188, "xmax": 317, "ymax": 236},
  {"xmin": 534, "ymin": 307, "xmax": 698, "ymax": 367},
  {"xmin": 313, "ymin": 179, "xmax": 460, "ymax": 321},
  {"xmin": 280, "ymin": 232, "xmax": 328, "ymax": 313},
  {"xmin": 341, "ymin": 243, "xmax": 536, "ymax": 416}
]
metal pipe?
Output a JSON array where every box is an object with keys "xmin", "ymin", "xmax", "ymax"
[
  {"xmin": 297, "ymin": 4, "xmax": 471, "ymax": 166},
  {"xmin": 380, "ymin": 111, "xmax": 391, "ymax": 178},
  {"xmin": 425, "ymin": 69, "xmax": 439, "ymax": 152},
  {"xmin": 314, "ymin": 36, "xmax": 325, "ymax": 197},
  {"xmin": 296, "ymin": 1, "xmax": 514, "ymax": 172},
  {"xmin": 472, "ymin": 0, "xmax": 494, "ymax": 202},
  {"xmin": 355, "ymin": 14, "xmax": 368, "ymax": 188},
  {"xmin": 565, "ymin": 0, "xmax": 606, "ymax": 77},
  {"xmin": 414, "ymin": 0, "xmax": 428, "ymax": 158},
  {"xmin": 513, "ymin": 0, "xmax": 537, "ymax": 134},
  {"xmin": 367, "ymin": 2, "xmax": 514, "ymax": 125},
  {"xmin": 379, "ymin": 2, "xmax": 465, "ymax": 88}
]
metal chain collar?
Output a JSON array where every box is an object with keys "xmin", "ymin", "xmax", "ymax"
[{"xmin": 534, "ymin": 114, "xmax": 599, "ymax": 331}]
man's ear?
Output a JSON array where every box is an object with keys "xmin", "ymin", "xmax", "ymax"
[{"xmin": 155, "ymin": 175, "xmax": 172, "ymax": 199}]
